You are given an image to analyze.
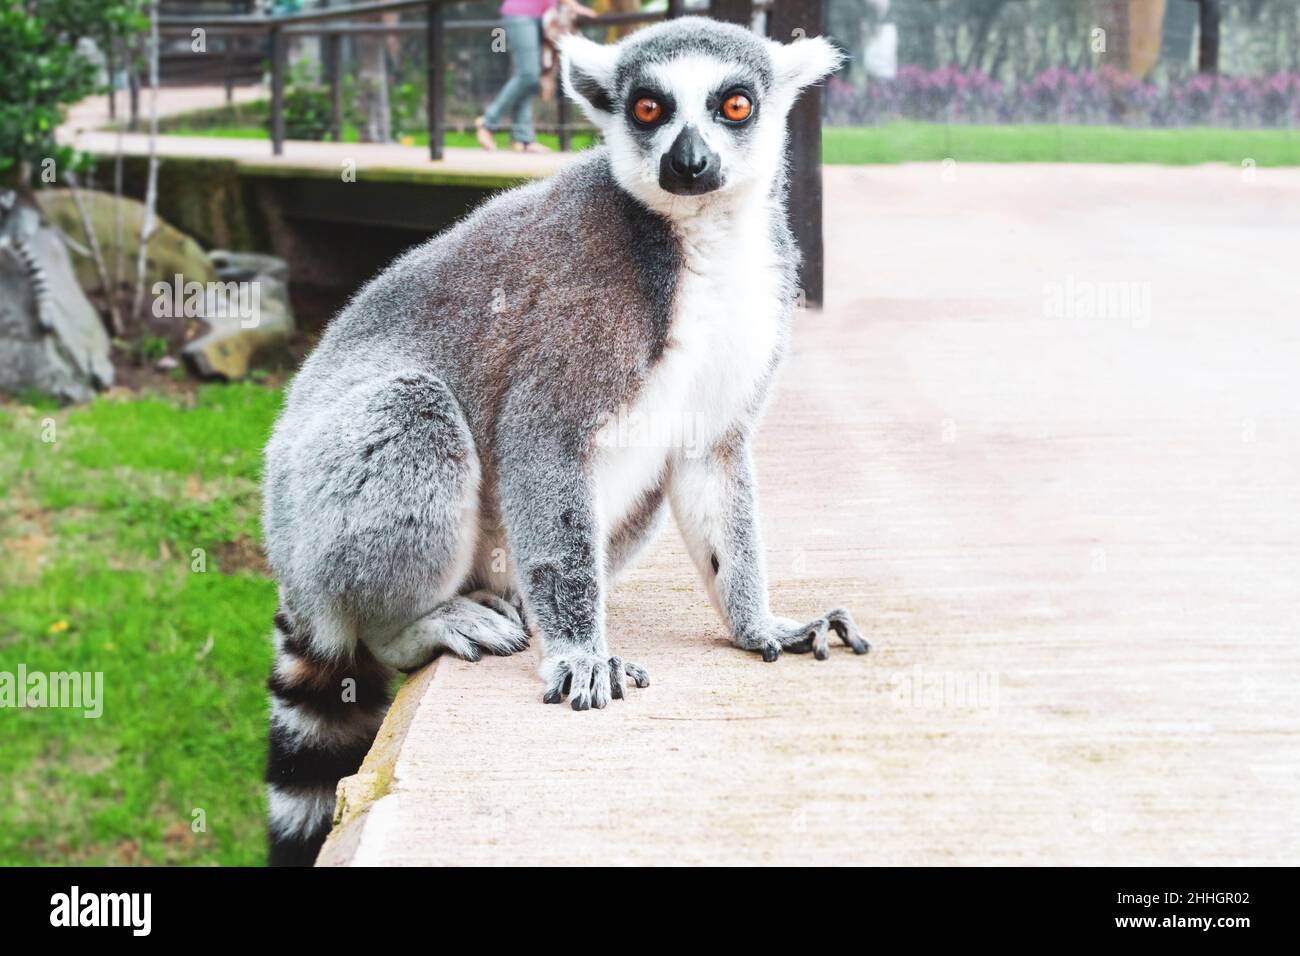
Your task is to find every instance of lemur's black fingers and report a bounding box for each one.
[545,655,645,706]
[589,659,613,710]
[569,657,596,711]
[624,660,650,688]
[780,618,832,659]
[827,608,870,655]
[542,661,572,704]
[608,657,625,700]
[760,641,781,662]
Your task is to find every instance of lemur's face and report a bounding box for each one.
[562,18,842,217]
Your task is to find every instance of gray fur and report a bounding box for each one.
[264,154,681,662]
[262,20,858,860]
[611,18,776,96]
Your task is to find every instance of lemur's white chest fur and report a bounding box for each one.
[592,195,784,535]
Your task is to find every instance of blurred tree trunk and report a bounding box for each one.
[1097,0,1131,71]
[963,0,1008,72]
[1129,0,1166,76]
[132,0,160,322]
[1197,0,1221,74]
[358,30,391,143]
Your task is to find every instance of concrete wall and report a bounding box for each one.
[105,154,524,325]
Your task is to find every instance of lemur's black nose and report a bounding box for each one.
[668,128,711,178]
[660,125,721,195]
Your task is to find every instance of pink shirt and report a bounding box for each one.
[499,0,556,17]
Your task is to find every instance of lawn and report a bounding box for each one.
[182,126,600,153]
[0,384,283,866]
[823,121,1300,166]
[153,101,1300,166]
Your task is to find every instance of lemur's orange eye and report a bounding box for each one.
[721,93,752,122]
[633,97,663,124]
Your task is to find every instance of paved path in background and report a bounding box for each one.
[63,84,266,130]
[319,162,1300,865]
[60,86,570,182]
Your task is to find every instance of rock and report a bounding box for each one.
[34,189,217,299]
[182,252,296,381]
[209,250,289,285]
[155,355,179,372]
[0,194,114,404]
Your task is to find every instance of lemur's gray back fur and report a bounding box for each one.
[270,152,682,480]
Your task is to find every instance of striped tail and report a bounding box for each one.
[266,608,390,866]
[14,235,53,333]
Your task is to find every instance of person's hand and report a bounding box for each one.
[564,0,599,17]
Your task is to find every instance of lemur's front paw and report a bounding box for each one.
[738,608,870,662]
[540,652,650,711]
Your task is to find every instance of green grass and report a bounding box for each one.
[163,120,597,153]
[822,121,1300,166]
[158,104,1300,166]
[0,384,284,865]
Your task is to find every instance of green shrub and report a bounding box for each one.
[0,1,146,185]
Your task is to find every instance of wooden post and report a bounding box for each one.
[329,33,344,141]
[768,0,827,307]
[271,25,286,156]
[427,2,445,160]
[708,0,752,27]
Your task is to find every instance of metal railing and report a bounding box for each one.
[157,0,688,158]
[152,0,826,306]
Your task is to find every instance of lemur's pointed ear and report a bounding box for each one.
[560,34,620,129]
[769,35,844,92]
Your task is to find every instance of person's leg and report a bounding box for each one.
[482,17,541,139]
[508,19,543,145]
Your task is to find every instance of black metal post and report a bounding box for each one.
[427,2,444,159]
[271,25,286,155]
[1198,0,1221,75]
[768,0,827,307]
[709,0,752,27]
[666,0,685,18]
[329,34,344,141]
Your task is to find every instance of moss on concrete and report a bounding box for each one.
[239,161,535,191]
[104,155,266,253]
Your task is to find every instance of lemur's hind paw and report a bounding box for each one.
[739,608,870,662]
[540,653,649,710]
[465,589,524,630]
[375,596,529,672]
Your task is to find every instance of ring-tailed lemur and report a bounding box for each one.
[0,190,55,333]
[261,16,867,866]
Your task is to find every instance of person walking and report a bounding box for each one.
[476,0,596,153]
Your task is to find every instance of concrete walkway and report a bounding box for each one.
[318,162,1300,866]
[62,84,266,132]
[59,88,571,184]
